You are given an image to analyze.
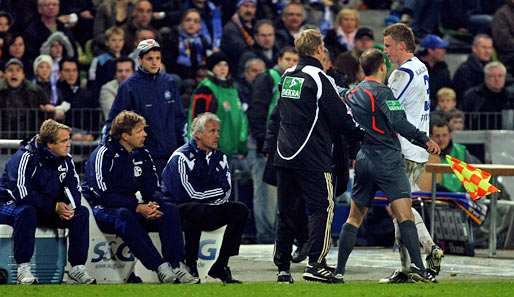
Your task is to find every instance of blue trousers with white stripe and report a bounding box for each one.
[0,201,90,266]
[91,202,185,271]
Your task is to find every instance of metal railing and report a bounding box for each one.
[0,108,105,178]
[463,111,513,130]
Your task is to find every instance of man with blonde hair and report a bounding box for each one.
[381,22,443,283]
[273,28,364,284]
[0,119,95,284]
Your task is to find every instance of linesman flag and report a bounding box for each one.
[445,155,500,200]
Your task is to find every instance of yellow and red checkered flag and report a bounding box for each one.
[445,155,500,200]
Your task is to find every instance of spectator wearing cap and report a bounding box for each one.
[416,34,452,110]
[0,58,51,139]
[32,54,68,120]
[189,51,248,158]
[106,38,187,176]
[220,0,257,72]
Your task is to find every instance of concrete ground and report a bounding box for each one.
[224,245,514,283]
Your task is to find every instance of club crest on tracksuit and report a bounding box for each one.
[164,90,172,100]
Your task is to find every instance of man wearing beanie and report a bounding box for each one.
[189,51,248,158]
[221,0,257,74]
[105,39,187,177]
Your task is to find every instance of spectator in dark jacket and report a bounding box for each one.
[248,47,299,244]
[453,34,493,106]
[275,3,304,49]
[237,19,280,77]
[57,58,98,141]
[220,0,257,71]
[24,0,76,60]
[323,8,359,62]
[417,35,452,110]
[462,61,514,129]
[491,0,514,73]
[0,58,50,139]
[122,0,155,53]
[236,57,265,111]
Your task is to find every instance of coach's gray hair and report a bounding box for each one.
[38,0,59,5]
[244,58,265,70]
[191,112,220,140]
[472,33,492,47]
[484,61,506,76]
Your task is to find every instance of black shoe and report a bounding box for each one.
[292,243,309,263]
[408,265,431,283]
[187,264,199,278]
[303,263,344,284]
[277,271,294,284]
[208,266,242,284]
[426,268,438,283]
[378,269,409,284]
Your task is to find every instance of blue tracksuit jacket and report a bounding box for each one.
[105,68,187,159]
[161,139,231,205]
[0,136,81,211]
[82,136,163,211]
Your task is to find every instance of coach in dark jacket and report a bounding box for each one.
[273,29,364,284]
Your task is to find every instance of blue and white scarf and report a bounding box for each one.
[177,28,205,67]
[186,0,222,49]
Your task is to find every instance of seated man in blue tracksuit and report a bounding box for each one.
[162,112,249,284]
[0,120,95,285]
[82,111,198,284]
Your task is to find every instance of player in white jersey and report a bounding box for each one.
[380,23,443,283]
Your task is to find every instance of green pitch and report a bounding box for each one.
[1,281,513,297]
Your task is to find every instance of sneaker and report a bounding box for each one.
[334,273,345,283]
[157,262,176,284]
[173,263,200,284]
[277,271,294,284]
[17,263,38,285]
[68,265,96,284]
[426,268,438,283]
[292,242,309,263]
[378,269,409,284]
[208,266,242,284]
[303,263,344,284]
[426,245,444,274]
[408,265,431,283]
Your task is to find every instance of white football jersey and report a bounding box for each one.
[388,57,430,163]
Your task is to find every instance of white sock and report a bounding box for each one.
[394,219,411,273]
[412,208,435,254]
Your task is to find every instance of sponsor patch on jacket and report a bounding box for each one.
[281,77,304,99]
[386,100,404,111]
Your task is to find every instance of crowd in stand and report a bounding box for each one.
[0,0,514,244]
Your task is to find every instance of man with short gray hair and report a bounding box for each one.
[162,112,249,284]
[462,61,514,129]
